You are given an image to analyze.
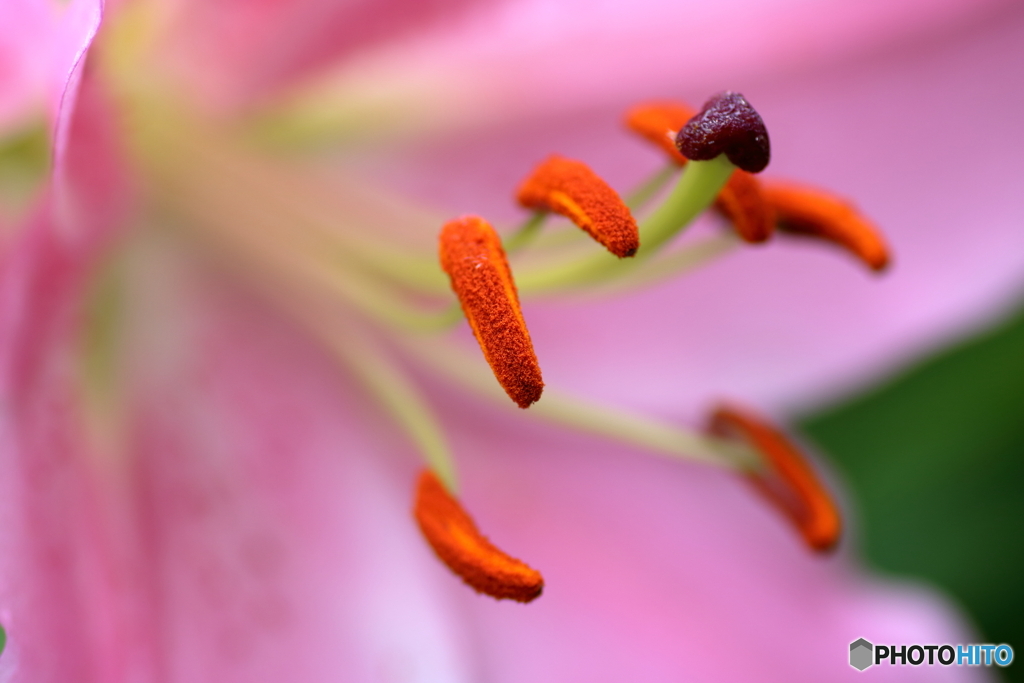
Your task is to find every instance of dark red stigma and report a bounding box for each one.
[676,91,771,173]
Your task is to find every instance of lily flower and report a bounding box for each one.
[1,0,1019,680]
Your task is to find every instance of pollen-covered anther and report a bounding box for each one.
[439,216,543,408]
[709,404,841,553]
[676,91,771,173]
[624,102,697,165]
[762,181,890,272]
[715,170,776,243]
[516,155,640,258]
[414,470,544,603]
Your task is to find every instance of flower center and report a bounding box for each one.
[88,45,887,601]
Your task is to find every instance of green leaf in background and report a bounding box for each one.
[799,302,1024,682]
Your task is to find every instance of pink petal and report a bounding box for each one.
[0,237,985,680]
[156,0,498,110]
[1,56,466,677]
[1,1,1011,680]
[49,0,104,178]
[0,72,133,682]
[0,242,478,681]
[319,0,1014,133]
[0,0,103,153]
[0,0,57,133]
[440,404,990,681]
[115,264,477,682]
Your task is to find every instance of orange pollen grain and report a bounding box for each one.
[413,470,544,603]
[439,216,543,409]
[516,155,640,258]
[709,404,841,553]
[761,182,890,272]
[623,102,697,165]
[714,170,776,243]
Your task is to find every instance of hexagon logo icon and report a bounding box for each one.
[850,638,874,671]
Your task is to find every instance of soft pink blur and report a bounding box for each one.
[0,0,56,133]
[1,0,1021,681]
[154,0,495,110]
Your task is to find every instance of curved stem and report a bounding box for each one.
[639,156,735,251]
[580,233,740,298]
[402,337,759,471]
[295,307,462,491]
[626,162,678,210]
[502,212,547,252]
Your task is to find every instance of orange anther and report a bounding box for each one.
[709,404,841,553]
[762,182,890,272]
[414,470,544,602]
[516,155,640,258]
[624,102,697,165]
[714,171,775,243]
[439,216,543,408]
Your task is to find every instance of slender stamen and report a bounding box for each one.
[414,470,544,602]
[308,320,460,491]
[212,255,464,491]
[439,216,544,408]
[515,155,735,293]
[515,162,680,253]
[708,404,841,552]
[400,336,759,470]
[502,211,548,253]
[762,182,890,272]
[582,233,740,297]
[517,155,640,258]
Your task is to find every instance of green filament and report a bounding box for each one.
[514,157,736,293]
[312,321,460,491]
[403,338,760,471]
